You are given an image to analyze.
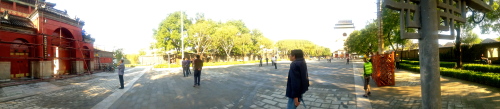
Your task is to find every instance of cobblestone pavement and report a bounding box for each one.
[2,59,498,109]
[367,69,500,109]
[108,59,359,109]
[0,67,149,109]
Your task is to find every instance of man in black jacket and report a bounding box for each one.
[193,55,203,87]
[286,49,309,109]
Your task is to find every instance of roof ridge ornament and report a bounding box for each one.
[3,11,9,20]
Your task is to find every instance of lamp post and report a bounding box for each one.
[180,11,185,59]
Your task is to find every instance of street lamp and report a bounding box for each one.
[180,11,186,59]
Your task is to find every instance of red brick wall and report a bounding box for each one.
[39,17,93,61]
[0,31,37,58]
[100,57,113,63]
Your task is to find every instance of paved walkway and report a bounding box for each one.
[363,66,500,109]
[105,60,359,109]
[0,67,150,108]
[0,59,499,109]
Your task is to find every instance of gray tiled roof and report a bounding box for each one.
[42,7,72,19]
[1,12,35,28]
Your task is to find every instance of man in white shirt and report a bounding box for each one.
[272,56,277,69]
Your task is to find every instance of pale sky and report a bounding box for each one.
[46,0,498,54]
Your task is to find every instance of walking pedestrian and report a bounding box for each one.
[395,56,401,69]
[259,56,263,67]
[271,57,275,66]
[266,57,269,65]
[273,56,278,69]
[182,58,190,77]
[363,59,373,97]
[286,49,309,109]
[188,58,192,75]
[117,59,125,89]
[193,55,203,87]
[346,57,350,65]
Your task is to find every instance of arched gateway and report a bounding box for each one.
[51,28,76,75]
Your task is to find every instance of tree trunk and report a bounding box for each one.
[455,28,462,68]
[386,29,395,50]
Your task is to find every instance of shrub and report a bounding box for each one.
[463,64,500,73]
[400,60,456,68]
[440,67,500,87]
[154,64,182,68]
[401,60,420,65]
[440,62,457,68]
[400,63,420,72]
[400,63,500,87]
[125,64,150,67]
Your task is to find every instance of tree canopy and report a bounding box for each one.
[152,11,192,53]
[468,0,500,34]
[113,48,124,62]
[461,31,482,45]
[151,12,276,61]
[275,39,331,57]
[344,22,379,56]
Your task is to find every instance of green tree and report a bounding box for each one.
[321,47,332,56]
[213,24,239,61]
[226,20,250,34]
[344,22,378,56]
[248,29,273,57]
[187,17,218,58]
[404,42,419,50]
[138,49,146,56]
[152,11,192,54]
[468,0,500,34]
[234,33,252,61]
[382,8,409,51]
[461,31,482,46]
[113,48,124,62]
[275,39,327,57]
[125,54,140,64]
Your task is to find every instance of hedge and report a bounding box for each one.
[154,64,183,68]
[400,63,500,87]
[400,60,456,68]
[440,68,500,87]
[463,64,500,73]
[400,63,420,72]
[125,64,151,67]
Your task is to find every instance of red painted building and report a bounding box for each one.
[0,0,94,79]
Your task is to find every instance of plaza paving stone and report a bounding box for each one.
[108,60,357,109]
[0,59,499,109]
[367,67,500,109]
[0,67,146,109]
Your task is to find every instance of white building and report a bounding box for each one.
[332,20,355,57]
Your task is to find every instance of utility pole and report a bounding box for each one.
[419,0,441,108]
[181,11,184,59]
[377,0,384,54]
